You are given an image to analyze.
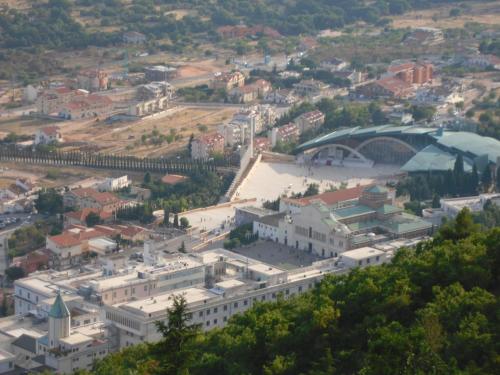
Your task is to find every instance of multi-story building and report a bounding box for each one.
[98,176,131,192]
[320,57,348,72]
[386,62,434,85]
[59,94,113,120]
[144,66,177,82]
[357,77,414,99]
[63,188,124,212]
[264,89,297,105]
[36,87,85,115]
[254,185,432,257]
[269,123,299,147]
[77,69,109,92]
[191,133,225,159]
[294,110,325,133]
[211,71,245,91]
[293,79,329,98]
[34,126,63,145]
[137,82,175,101]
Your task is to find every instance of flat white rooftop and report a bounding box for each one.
[341,247,384,260]
[60,332,92,346]
[118,287,220,316]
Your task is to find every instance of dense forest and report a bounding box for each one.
[78,208,499,375]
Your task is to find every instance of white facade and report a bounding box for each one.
[338,247,388,268]
[0,350,15,374]
[98,176,131,192]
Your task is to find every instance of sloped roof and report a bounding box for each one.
[12,334,37,353]
[365,185,388,194]
[49,292,70,319]
[401,144,473,172]
[434,131,500,165]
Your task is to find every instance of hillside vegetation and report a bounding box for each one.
[80,208,500,375]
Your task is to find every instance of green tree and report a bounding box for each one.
[180,217,190,229]
[173,214,179,228]
[35,189,63,215]
[85,212,101,227]
[153,295,201,375]
[178,241,186,253]
[144,172,152,185]
[5,266,25,282]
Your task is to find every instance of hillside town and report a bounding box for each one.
[0,0,499,374]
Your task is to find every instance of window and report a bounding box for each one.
[376,256,380,261]
[298,286,303,292]
[223,316,227,322]
[358,260,362,266]
[213,319,217,324]
[132,288,135,294]
[272,293,276,299]
[214,307,218,313]
[206,321,210,327]
[244,299,248,306]
[223,304,227,311]
[367,258,371,264]
[234,302,238,308]
[285,289,289,295]
[199,311,203,317]
[261,295,265,301]
[125,290,128,296]
[206,309,210,315]
[144,285,147,292]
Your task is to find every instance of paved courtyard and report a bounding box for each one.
[180,202,251,233]
[235,161,401,203]
[231,240,321,270]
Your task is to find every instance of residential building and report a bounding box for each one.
[137,82,175,101]
[36,87,85,115]
[123,31,146,44]
[333,70,367,85]
[211,71,245,91]
[64,208,113,227]
[144,66,177,82]
[35,126,63,145]
[46,227,113,269]
[320,57,348,72]
[294,110,325,133]
[465,54,500,70]
[293,79,329,97]
[269,123,299,147]
[253,136,271,153]
[191,133,225,159]
[385,62,434,85]
[77,69,109,92]
[98,176,131,192]
[357,77,414,99]
[264,89,297,104]
[59,94,114,120]
[218,122,248,147]
[63,188,123,212]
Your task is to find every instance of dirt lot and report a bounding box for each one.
[0,161,154,188]
[390,2,500,29]
[60,105,237,157]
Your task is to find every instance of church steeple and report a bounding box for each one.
[48,291,70,348]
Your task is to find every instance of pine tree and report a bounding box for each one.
[496,166,500,192]
[481,165,492,192]
[163,208,170,227]
[173,214,179,228]
[432,194,440,208]
[144,172,151,184]
[187,134,194,158]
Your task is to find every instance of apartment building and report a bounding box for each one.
[191,133,225,159]
[294,110,325,133]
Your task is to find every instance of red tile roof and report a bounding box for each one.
[161,174,188,185]
[70,188,121,205]
[65,208,113,223]
[40,126,60,136]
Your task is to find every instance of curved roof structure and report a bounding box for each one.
[296,125,500,172]
[295,125,436,153]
